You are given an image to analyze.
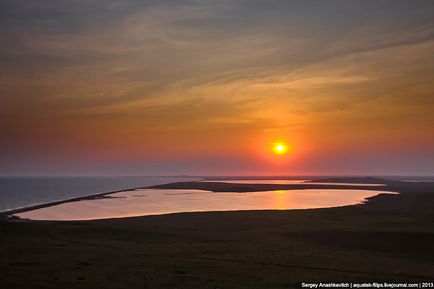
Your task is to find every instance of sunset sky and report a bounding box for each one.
[1,0,434,176]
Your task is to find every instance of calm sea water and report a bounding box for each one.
[0,176,194,212]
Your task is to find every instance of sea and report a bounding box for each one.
[0,176,194,213]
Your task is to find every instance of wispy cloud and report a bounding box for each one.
[1,0,434,174]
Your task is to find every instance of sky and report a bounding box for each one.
[1,0,434,176]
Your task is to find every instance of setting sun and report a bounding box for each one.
[272,142,289,155]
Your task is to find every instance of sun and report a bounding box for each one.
[272,142,289,155]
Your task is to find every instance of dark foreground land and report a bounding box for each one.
[1,178,434,288]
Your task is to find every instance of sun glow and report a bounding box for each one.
[272,142,289,155]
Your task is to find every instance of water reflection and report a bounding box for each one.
[16,188,397,221]
[273,190,290,210]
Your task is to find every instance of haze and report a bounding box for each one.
[1,0,434,176]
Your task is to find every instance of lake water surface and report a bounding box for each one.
[16,187,397,221]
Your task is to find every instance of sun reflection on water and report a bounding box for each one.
[273,190,290,210]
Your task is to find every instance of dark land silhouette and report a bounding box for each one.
[1,177,433,288]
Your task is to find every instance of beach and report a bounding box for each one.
[1,178,434,288]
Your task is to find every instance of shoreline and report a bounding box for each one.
[0,187,144,220]
[0,176,201,220]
